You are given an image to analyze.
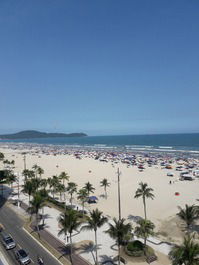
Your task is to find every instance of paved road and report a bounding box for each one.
[0,198,62,265]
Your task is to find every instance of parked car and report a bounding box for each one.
[15,249,31,264]
[167,172,174,177]
[1,232,16,250]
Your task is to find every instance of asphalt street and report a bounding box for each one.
[0,198,62,265]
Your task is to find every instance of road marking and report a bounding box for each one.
[17,243,22,250]
[22,227,63,265]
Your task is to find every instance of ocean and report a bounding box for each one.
[0,133,199,153]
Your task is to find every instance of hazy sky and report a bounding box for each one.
[0,0,199,136]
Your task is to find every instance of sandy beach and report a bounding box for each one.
[1,143,199,264]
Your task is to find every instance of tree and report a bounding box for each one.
[32,164,39,176]
[134,182,154,220]
[82,209,107,264]
[58,211,69,245]
[56,183,65,201]
[22,169,35,180]
[134,219,155,252]
[6,173,16,189]
[0,152,4,162]
[48,176,60,199]
[177,204,199,231]
[169,235,199,265]
[100,178,110,198]
[66,182,77,206]
[59,209,81,264]
[105,218,132,265]
[0,170,11,196]
[28,192,45,232]
[59,171,70,186]
[77,188,88,214]
[84,182,95,197]
[40,179,48,191]
[37,167,44,179]
[59,171,70,200]
[37,189,48,225]
[22,180,36,205]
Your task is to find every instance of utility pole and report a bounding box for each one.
[23,153,26,171]
[117,168,121,221]
[17,173,20,208]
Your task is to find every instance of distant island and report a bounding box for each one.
[0,130,87,139]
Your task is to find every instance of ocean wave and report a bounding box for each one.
[158,146,173,149]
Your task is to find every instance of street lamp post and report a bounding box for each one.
[17,173,20,208]
[117,168,122,221]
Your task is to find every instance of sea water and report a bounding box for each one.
[0,133,199,153]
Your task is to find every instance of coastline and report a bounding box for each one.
[1,142,199,264]
[1,142,199,230]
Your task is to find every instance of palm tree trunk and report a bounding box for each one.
[42,207,45,226]
[94,230,98,265]
[83,202,85,217]
[70,233,73,265]
[143,197,147,220]
[36,213,40,233]
[71,194,73,207]
[118,243,120,265]
[144,235,147,255]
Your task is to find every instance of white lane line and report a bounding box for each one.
[17,244,22,249]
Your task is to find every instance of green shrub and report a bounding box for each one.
[125,240,144,257]
[125,241,155,258]
[127,240,144,251]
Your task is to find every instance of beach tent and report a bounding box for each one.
[88,196,98,203]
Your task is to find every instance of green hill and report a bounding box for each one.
[0,130,87,139]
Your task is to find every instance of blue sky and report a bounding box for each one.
[0,0,199,136]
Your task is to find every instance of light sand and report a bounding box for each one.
[1,145,199,264]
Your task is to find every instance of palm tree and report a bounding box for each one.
[31,178,41,192]
[22,169,35,180]
[59,171,70,200]
[134,182,154,220]
[84,182,95,197]
[66,182,77,206]
[177,204,199,231]
[0,152,4,162]
[22,180,36,205]
[37,166,44,179]
[100,178,110,198]
[77,188,88,214]
[56,183,65,201]
[105,218,132,265]
[134,219,155,252]
[28,192,45,232]
[169,235,199,265]
[59,171,70,186]
[40,179,48,191]
[32,164,39,178]
[48,175,60,199]
[37,189,48,226]
[7,174,16,189]
[58,211,69,245]
[60,209,82,264]
[82,209,107,264]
